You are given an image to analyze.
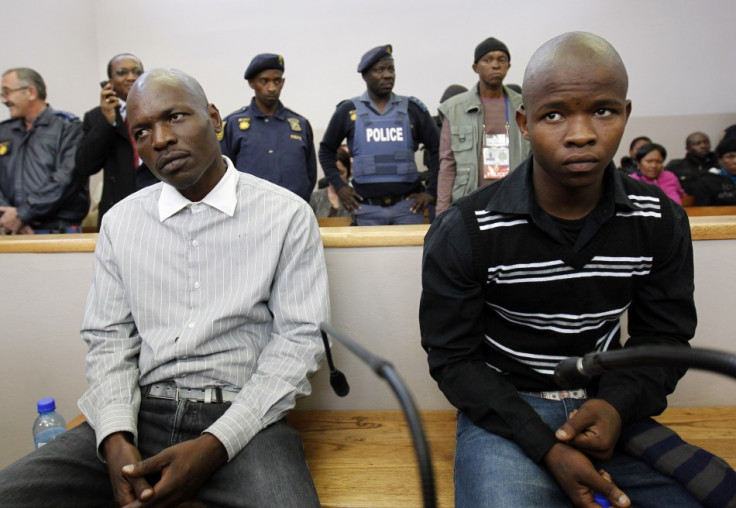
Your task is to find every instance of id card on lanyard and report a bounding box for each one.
[482,95,510,180]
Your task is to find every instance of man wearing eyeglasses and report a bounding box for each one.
[0,67,88,234]
[76,54,157,228]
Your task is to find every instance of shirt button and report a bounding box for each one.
[268,150,273,154]
[188,322,195,328]
[265,118,269,123]
[194,282,200,289]
[192,240,199,246]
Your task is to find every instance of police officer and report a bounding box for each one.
[0,67,88,234]
[220,53,316,202]
[319,44,440,226]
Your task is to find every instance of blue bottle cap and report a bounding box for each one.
[37,397,56,413]
[594,493,611,507]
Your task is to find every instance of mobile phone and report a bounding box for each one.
[100,80,109,88]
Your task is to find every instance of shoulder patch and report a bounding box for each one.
[54,110,79,122]
[0,141,9,156]
[408,96,429,113]
[238,117,251,131]
[287,117,302,132]
[350,110,356,122]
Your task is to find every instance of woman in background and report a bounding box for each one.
[310,145,351,218]
[631,143,687,205]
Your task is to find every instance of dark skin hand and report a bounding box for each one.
[102,432,152,507]
[337,185,363,212]
[407,191,435,213]
[119,433,227,507]
[555,399,622,460]
[544,443,630,507]
[546,399,629,507]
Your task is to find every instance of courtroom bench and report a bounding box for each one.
[67,407,736,508]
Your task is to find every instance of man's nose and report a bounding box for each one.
[565,116,596,146]
[152,123,175,150]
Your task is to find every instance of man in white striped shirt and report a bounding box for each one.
[0,68,328,507]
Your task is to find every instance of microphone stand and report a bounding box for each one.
[555,345,736,389]
[320,322,437,508]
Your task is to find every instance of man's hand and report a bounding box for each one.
[337,185,363,213]
[119,433,228,507]
[555,399,622,460]
[0,206,26,234]
[544,442,630,507]
[407,192,435,213]
[102,432,151,507]
[100,82,121,125]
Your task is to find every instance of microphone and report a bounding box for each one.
[320,322,437,508]
[555,346,736,389]
[320,330,350,396]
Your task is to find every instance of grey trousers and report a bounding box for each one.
[0,396,320,507]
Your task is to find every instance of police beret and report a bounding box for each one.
[474,37,510,64]
[244,53,284,80]
[357,44,393,73]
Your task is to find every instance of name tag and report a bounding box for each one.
[483,133,510,179]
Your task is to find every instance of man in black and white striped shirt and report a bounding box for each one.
[0,69,328,507]
[421,32,702,508]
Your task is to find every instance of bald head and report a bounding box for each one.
[128,68,209,111]
[522,32,628,111]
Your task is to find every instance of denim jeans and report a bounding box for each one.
[0,396,319,507]
[353,199,425,225]
[454,394,701,507]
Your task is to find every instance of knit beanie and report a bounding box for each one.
[474,37,510,64]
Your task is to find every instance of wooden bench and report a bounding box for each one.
[69,407,736,507]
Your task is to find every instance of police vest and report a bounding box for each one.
[351,96,418,184]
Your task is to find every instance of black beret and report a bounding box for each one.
[244,53,284,80]
[474,37,510,64]
[716,137,736,158]
[357,44,393,73]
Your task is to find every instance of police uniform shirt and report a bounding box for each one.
[220,98,317,202]
[318,91,440,199]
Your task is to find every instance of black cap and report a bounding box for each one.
[474,37,510,64]
[716,137,736,158]
[244,53,284,80]
[357,44,393,73]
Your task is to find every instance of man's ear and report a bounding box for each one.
[516,105,530,141]
[208,104,223,133]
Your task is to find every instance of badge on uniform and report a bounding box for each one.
[483,133,510,180]
[287,118,302,132]
[238,118,251,131]
[350,110,357,122]
[217,121,226,141]
[0,141,9,156]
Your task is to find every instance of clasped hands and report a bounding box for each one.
[544,399,631,508]
[103,432,227,507]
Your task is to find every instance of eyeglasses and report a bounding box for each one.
[1,86,29,98]
[114,68,144,77]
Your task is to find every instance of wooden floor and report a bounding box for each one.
[288,407,736,508]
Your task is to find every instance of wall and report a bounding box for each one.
[1,0,735,170]
[1,230,736,468]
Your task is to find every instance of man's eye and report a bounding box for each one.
[171,113,184,121]
[545,112,562,121]
[595,108,613,117]
[134,129,150,141]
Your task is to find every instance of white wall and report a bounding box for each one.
[2,0,735,164]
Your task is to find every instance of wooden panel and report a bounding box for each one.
[686,206,736,217]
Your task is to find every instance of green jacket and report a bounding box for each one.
[438,85,528,202]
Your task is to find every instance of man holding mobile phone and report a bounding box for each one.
[76,53,157,228]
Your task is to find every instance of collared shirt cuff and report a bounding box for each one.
[90,404,138,462]
[205,403,263,461]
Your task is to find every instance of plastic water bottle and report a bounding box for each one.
[33,397,66,448]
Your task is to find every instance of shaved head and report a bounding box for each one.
[128,68,209,111]
[522,32,628,112]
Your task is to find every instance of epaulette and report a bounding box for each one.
[336,99,352,109]
[408,96,429,113]
[54,110,79,122]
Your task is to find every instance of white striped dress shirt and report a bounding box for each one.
[78,158,329,460]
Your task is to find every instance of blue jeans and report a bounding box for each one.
[0,396,319,507]
[454,395,701,507]
[353,199,425,225]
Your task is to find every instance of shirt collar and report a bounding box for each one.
[485,157,637,219]
[158,156,239,222]
[358,91,399,111]
[249,97,285,119]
